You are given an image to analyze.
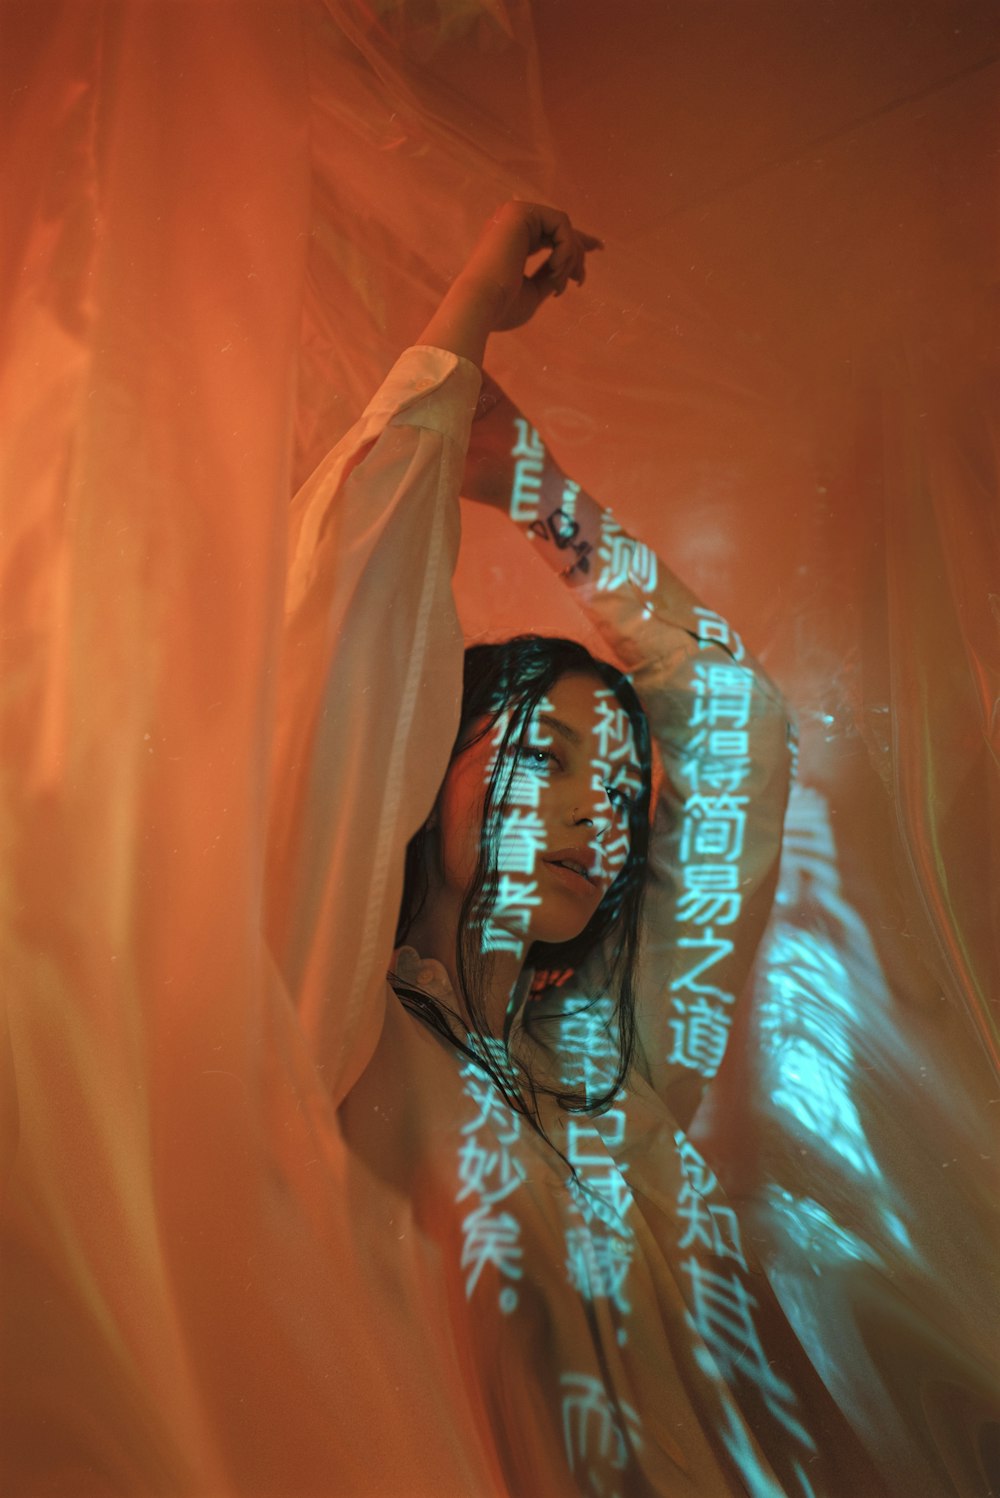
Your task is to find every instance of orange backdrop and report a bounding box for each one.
[2,2,997,1493]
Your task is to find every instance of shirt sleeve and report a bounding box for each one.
[265,345,482,1107]
[563,533,795,1129]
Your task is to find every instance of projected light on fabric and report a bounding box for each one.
[6,9,994,1494]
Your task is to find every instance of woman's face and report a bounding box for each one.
[433,672,644,953]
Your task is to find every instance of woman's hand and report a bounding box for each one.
[460,200,604,332]
[417,201,602,366]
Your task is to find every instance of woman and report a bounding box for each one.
[264,200,885,1497]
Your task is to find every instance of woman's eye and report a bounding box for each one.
[605,784,631,811]
[516,746,558,771]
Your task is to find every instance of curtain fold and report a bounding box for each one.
[2,1,996,1493]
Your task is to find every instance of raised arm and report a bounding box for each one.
[463,379,795,1128]
[266,205,603,1107]
[417,199,602,366]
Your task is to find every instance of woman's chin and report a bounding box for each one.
[529,915,593,948]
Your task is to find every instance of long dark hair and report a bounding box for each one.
[391,634,653,1132]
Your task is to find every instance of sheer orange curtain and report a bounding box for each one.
[2,1,997,1493]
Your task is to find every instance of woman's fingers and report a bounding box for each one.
[503,200,604,280]
[561,228,602,288]
[579,232,603,287]
[527,258,561,301]
[475,201,604,327]
[558,235,597,293]
[534,205,576,275]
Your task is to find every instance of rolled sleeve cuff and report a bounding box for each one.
[359,345,483,446]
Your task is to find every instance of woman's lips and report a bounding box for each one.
[543,845,597,877]
[542,857,598,894]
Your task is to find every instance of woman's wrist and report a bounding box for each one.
[416,274,506,368]
[462,391,614,587]
[415,201,601,363]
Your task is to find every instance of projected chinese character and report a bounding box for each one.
[595,513,658,594]
[668,996,732,1077]
[593,692,635,762]
[676,864,742,926]
[565,1228,633,1314]
[689,662,753,730]
[693,606,746,662]
[682,1258,811,1444]
[561,1372,641,1475]
[480,874,540,955]
[496,808,547,875]
[670,927,736,1004]
[457,1136,528,1207]
[509,417,544,523]
[679,792,748,864]
[461,1205,523,1296]
[460,1070,520,1143]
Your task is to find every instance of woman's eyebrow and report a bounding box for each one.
[538,713,582,747]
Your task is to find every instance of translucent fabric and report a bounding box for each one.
[2,2,997,1495]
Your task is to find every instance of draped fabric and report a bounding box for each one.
[2,3,998,1495]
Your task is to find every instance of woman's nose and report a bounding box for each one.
[567,781,612,835]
